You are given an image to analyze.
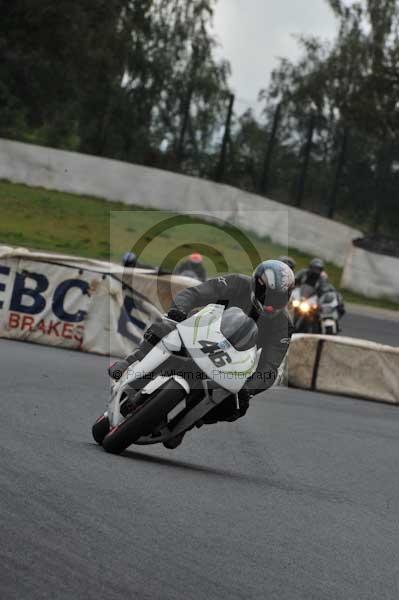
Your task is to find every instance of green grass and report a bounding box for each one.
[0,179,397,311]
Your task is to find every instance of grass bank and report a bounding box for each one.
[0,180,397,311]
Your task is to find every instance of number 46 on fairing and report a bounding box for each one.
[198,340,232,367]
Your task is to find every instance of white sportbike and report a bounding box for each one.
[92,304,260,454]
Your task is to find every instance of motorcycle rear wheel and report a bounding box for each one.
[102,380,187,455]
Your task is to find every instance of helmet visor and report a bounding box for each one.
[252,289,289,317]
[255,282,290,309]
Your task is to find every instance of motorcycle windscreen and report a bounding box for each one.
[300,284,317,299]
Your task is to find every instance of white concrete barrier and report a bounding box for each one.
[288,334,399,404]
[0,138,361,266]
[341,243,399,303]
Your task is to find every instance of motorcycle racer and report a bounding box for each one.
[295,258,345,317]
[109,260,295,447]
[174,252,207,282]
[278,255,296,271]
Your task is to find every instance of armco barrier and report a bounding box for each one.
[0,245,197,357]
[287,334,399,404]
[0,138,361,266]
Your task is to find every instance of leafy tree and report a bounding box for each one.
[0,0,230,167]
[2,0,398,236]
[256,0,399,234]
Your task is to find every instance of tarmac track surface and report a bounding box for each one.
[1,327,399,600]
[342,310,399,346]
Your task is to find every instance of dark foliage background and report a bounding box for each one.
[1,0,398,236]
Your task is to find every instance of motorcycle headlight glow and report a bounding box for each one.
[292,299,300,308]
[299,302,310,313]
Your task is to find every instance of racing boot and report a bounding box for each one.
[108,358,130,380]
[163,432,185,449]
[108,348,146,380]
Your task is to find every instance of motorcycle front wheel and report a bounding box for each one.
[92,414,110,445]
[102,379,187,455]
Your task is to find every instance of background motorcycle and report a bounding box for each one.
[289,284,339,335]
[92,304,259,454]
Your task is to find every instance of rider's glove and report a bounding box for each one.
[167,308,187,323]
[143,317,180,346]
[108,359,129,380]
[143,327,160,346]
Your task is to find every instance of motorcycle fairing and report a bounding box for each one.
[177,304,260,393]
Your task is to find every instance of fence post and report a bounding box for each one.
[259,102,281,195]
[177,48,200,164]
[372,142,393,234]
[328,127,349,219]
[176,86,194,164]
[215,93,235,182]
[295,112,315,208]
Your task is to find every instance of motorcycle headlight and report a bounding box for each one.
[292,299,300,308]
[299,302,310,313]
